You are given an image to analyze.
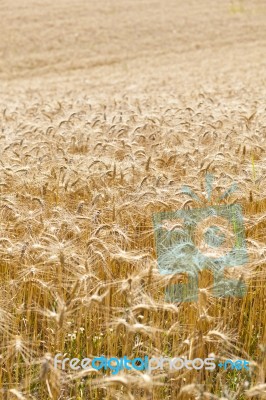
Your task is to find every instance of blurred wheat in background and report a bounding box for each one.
[0,0,265,399]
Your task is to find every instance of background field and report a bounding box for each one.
[0,0,266,399]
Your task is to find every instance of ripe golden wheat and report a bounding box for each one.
[0,92,265,399]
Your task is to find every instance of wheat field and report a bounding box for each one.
[0,0,266,399]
